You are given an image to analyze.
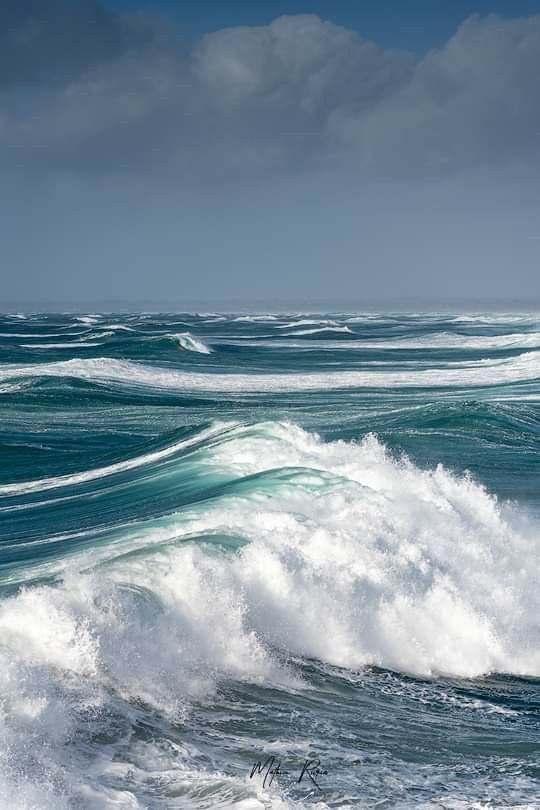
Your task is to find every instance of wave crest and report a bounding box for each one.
[169,333,212,354]
[1,352,539,391]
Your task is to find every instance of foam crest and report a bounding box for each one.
[283,326,353,336]
[233,315,279,322]
[276,319,340,329]
[19,341,103,349]
[1,352,539,391]
[170,332,212,354]
[309,331,540,350]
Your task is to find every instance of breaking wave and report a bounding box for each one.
[0,421,538,804]
[167,333,212,354]
[1,351,539,392]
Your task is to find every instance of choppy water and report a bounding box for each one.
[0,311,539,809]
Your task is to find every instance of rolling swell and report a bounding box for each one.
[1,350,540,392]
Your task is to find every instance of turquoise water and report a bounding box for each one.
[0,312,538,809]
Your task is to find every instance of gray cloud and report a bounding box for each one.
[0,0,153,89]
[2,4,538,178]
[333,13,540,173]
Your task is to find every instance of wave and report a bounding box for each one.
[1,352,539,392]
[232,315,279,322]
[379,331,540,349]
[18,342,103,349]
[167,333,212,354]
[2,420,539,680]
[264,331,540,350]
[283,326,353,336]
[449,313,540,325]
[0,332,89,339]
[0,423,227,497]
[276,319,339,329]
[0,420,538,804]
[98,324,136,332]
[75,316,101,325]
[80,330,115,341]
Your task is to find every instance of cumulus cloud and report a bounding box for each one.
[333,13,540,173]
[1,2,539,177]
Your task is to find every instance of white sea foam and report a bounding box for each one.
[1,352,539,392]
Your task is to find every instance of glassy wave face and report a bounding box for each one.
[0,311,539,809]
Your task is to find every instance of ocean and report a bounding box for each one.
[0,311,538,809]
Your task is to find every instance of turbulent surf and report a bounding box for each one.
[0,311,539,809]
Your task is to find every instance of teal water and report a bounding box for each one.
[0,312,538,808]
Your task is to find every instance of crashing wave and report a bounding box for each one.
[1,420,538,681]
[0,421,538,804]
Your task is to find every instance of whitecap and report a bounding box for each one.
[1,352,537,392]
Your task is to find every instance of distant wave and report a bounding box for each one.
[18,342,103,349]
[167,333,212,354]
[98,324,136,332]
[449,313,540,325]
[80,331,115,341]
[283,326,353,336]
[0,331,88,339]
[241,331,540,352]
[272,331,540,350]
[1,352,539,392]
[233,315,279,322]
[367,331,540,349]
[276,318,339,329]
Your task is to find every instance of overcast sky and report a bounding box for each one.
[2,0,540,308]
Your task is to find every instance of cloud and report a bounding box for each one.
[0,0,152,88]
[1,3,539,178]
[333,13,540,173]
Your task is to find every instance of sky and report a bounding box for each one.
[1,0,540,309]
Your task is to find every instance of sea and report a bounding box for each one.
[0,311,538,809]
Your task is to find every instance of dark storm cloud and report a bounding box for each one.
[1,3,539,177]
[0,0,153,88]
